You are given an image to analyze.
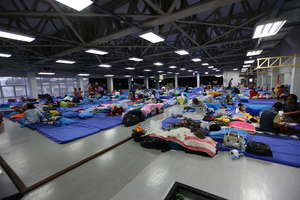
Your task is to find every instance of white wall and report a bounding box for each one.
[223,71,240,87]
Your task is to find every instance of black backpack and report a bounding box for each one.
[123,109,145,127]
[246,141,273,157]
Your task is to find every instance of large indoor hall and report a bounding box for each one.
[0,0,300,200]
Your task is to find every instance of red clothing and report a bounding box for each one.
[250,90,258,98]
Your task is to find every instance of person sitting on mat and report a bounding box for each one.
[259,102,283,132]
[224,95,233,105]
[249,88,258,99]
[24,103,43,125]
[282,94,300,123]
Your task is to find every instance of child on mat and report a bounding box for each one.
[24,103,43,125]
[236,103,254,120]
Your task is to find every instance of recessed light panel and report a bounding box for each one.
[247,50,263,56]
[56,59,76,64]
[54,0,93,11]
[0,30,35,42]
[128,57,143,62]
[139,32,165,43]
[174,50,189,55]
[253,20,286,39]
[85,49,108,55]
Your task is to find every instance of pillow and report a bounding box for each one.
[78,111,94,119]
[62,112,78,118]
[57,117,76,125]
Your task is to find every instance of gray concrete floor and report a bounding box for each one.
[0,165,19,199]
[0,106,181,186]
[1,105,300,200]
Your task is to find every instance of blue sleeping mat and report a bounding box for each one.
[245,103,272,116]
[248,99,277,104]
[35,113,122,143]
[245,134,300,168]
[206,102,222,110]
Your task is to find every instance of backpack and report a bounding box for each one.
[246,141,273,157]
[123,110,145,127]
[223,132,245,149]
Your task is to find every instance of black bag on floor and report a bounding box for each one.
[140,136,170,152]
[246,141,273,157]
[123,109,145,127]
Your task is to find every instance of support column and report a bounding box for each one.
[144,77,149,89]
[27,72,38,98]
[107,77,114,92]
[291,56,300,97]
[196,73,200,88]
[78,77,85,95]
[174,74,178,88]
[155,75,160,89]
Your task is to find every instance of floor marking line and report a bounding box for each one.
[25,136,133,193]
[0,155,27,193]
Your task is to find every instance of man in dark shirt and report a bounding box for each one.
[259,102,283,132]
[283,94,300,123]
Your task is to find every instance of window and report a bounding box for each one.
[0,77,28,102]
[15,86,27,96]
[2,86,14,97]
[37,77,79,96]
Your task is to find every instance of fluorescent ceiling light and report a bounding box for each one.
[99,64,111,68]
[208,66,214,69]
[174,50,189,55]
[180,68,186,71]
[233,68,238,71]
[192,58,201,62]
[138,76,144,78]
[153,62,163,66]
[38,72,55,75]
[125,67,135,70]
[247,50,263,56]
[0,30,35,42]
[158,71,164,73]
[167,72,173,74]
[169,66,177,69]
[175,72,180,75]
[128,57,143,62]
[205,72,208,75]
[202,63,209,66]
[0,53,12,57]
[188,70,193,72]
[104,74,114,77]
[56,59,75,64]
[85,49,108,55]
[144,69,151,72]
[78,73,90,77]
[216,69,220,72]
[244,60,255,64]
[243,65,251,68]
[139,32,165,43]
[124,75,132,78]
[54,0,93,11]
[252,20,286,39]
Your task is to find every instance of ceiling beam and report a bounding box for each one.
[37,0,242,63]
[176,20,253,30]
[0,11,160,18]
[46,0,85,43]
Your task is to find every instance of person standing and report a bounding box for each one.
[129,81,136,100]
[228,78,233,89]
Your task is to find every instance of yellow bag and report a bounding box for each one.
[49,110,60,116]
